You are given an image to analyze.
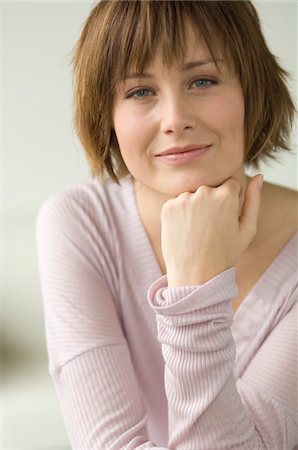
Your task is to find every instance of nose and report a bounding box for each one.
[160,94,196,135]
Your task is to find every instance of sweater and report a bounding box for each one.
[36,175,298,450]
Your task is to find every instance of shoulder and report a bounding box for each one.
[35,177,134,284]
[261,181,297,237]
[263,181,297,202]
[264,181,297,206]
[36,176,133,236]
[250,181,297,276]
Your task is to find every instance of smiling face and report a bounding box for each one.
[112,26,245,198]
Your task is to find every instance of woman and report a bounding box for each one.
[36,1,297,449]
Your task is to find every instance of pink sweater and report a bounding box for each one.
[36,176,298,450]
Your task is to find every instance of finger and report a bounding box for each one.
[239,174,263,236]
[220,176,242,198]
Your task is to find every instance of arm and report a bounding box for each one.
[36,189,168,450]
[146,174,297,449]
[147,271,297,449]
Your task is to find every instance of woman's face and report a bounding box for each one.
[112,27,245,198]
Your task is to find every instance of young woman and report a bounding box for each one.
[36,1,297,449]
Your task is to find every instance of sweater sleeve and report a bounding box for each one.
[36,190,168,450]
[147,272,298,449]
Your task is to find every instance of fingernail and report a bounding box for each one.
[258,174,264,190]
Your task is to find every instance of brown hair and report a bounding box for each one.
[72,0,295,183]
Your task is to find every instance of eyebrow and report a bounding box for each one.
[125,59,220,80]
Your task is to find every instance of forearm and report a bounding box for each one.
[148,269,264,449]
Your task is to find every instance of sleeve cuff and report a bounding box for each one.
[147,268,238,315]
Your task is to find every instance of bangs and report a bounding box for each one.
[104,1,228,85]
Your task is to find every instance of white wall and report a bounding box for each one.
[3,2,92,216]
[1,2,297,450]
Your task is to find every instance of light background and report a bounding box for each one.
[1,2,297,449]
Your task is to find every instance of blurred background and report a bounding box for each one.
[1,1,297,449]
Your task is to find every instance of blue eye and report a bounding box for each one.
[128,89,153,99]
[192,79,216,89]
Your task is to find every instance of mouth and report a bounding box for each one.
[154,144,212,164]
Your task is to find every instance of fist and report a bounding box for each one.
[160,175,263,287]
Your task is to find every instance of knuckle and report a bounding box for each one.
[218,184,240,205]
[195,185,210,198]
[222,179,241,196]
[177,191,191,202]
[216,188,232,204]
[197,185,209,194]
[161,200,173,217]
[221,184,234,196]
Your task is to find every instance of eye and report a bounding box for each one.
[127,88,154,99]
[192,78,217,89]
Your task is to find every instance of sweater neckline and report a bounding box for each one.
[232,230,297,377]
[233,230,297,317]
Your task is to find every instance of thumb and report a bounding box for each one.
[239,174,263,238]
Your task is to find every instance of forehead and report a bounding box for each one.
[124,24,222,78]
[125,27,225,81]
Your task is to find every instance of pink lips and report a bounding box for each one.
[155,144,211,163]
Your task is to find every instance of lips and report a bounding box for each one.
[154,144,211,164]
[155,144,211,156]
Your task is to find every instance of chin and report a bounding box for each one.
[161,175,224,196]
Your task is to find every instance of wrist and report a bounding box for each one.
[167,271,219,287]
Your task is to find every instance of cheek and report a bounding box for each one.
[113,108,148,151]
[208,92,245,149]
[113,107,154,177]
[223,92,245,137]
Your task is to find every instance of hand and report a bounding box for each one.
[160,175,263,287]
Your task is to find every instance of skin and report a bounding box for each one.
[113,31,246,198]
[112,26,297,299]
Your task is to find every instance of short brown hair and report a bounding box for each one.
[72,0,295,184]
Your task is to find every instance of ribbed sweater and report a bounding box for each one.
[36,175,298,450]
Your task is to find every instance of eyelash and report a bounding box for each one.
[192,78,217,89]
[126,78,218,99]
